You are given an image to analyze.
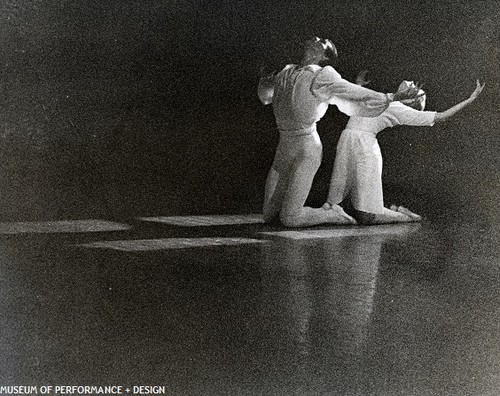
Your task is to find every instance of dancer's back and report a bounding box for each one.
[272,64,328,133]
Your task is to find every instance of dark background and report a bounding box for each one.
[1,0,499,223]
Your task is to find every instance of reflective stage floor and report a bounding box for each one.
[1,215,499,395]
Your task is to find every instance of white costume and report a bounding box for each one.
[261,64,394,227]
[272,64,391,133]
[327,102,437,214]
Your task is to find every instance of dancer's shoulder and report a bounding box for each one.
[315,65,342,80]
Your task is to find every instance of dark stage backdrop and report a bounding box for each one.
[1,0,499,223]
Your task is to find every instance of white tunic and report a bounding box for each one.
[328,102,437,214]
[271,64,392,135]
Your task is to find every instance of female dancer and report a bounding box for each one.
[324,76,485,225]
[257,37,422,228]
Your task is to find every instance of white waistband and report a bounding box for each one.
[278,125,316,136]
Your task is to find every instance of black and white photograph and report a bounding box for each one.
[0,0,499,394]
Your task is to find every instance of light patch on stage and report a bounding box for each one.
[0,220,132,235]
[260,224,420,240]
[138,214,264,227]
[79,237,266,251]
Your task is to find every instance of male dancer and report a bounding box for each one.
[258,37,421,227]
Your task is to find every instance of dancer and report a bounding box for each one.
[324,75,485,225]
[258,37,422,228]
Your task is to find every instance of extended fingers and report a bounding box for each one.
[357,69,369,78]
[473,80,485,97]
[355,70,371,86]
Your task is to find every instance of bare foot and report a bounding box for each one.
[324,203,357,224]
[390,205,422,222]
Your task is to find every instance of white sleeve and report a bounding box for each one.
[387,102,437,127]
[311,66,390,117]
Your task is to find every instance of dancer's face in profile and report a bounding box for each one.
[398,80,416,92]
[399,80,426,110]
[417,94,426,110]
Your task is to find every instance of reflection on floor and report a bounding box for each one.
[0,214,499,395]
[260,224,421,240]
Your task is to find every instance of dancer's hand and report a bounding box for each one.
[469,79,485,101]
[355,70,370,86]
[258,66,276,105]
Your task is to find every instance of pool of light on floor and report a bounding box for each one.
[0,220,132,234]
[138,214,263,226]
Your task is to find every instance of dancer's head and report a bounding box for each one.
[398,80,426,110]
[301,36,337,66]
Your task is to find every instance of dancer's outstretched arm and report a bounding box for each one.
[314,66,424,118]
[435,80,485,123]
